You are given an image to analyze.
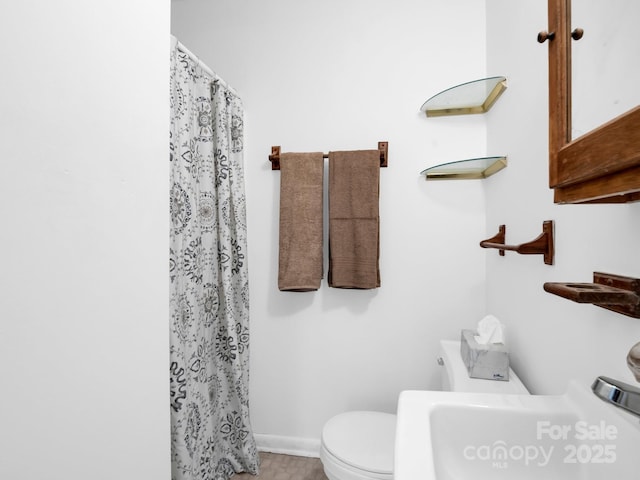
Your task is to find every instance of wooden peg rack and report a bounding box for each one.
[269,141,388,170]
[480,220,554,265]
[544,272,640,319]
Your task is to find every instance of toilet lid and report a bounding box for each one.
[321,411,396,475]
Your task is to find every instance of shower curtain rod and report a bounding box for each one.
[175,40,214,76]
[173,36,239,96]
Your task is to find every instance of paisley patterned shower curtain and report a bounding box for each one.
[169,37,259,480]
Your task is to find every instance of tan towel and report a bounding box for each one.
[278,152,324,291]
[328,150,380,289]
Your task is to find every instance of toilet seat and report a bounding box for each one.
[320,411,395,480]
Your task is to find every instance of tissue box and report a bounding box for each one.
[460,329,509,381]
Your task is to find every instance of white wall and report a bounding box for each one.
[486,1,640,394]
[172,0,488,447]
[0,2,171,479]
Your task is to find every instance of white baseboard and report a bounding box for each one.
[254,433,321,458]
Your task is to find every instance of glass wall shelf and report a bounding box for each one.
[420,156,507,180]
[420,76,507,117]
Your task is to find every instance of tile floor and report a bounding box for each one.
[232,452,329,480]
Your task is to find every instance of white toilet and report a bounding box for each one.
[319,339,529,480]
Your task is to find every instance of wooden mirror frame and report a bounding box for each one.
[546,0,640,204]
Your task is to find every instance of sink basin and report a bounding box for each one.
[395,381,640,479]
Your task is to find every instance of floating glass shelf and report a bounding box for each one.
[420,156,507,180]
[420,76,507,117]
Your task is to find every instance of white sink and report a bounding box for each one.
[395,381,640,479]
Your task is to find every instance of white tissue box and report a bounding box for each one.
[460,329,509,381]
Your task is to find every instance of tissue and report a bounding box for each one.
[460,314,509,381]
[474,314,505,345]
[461,329,509,381]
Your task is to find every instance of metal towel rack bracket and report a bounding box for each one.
[479,220,554,265]
[544,272,640,319]
[269,141,388,170]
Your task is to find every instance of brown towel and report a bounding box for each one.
[278,152,324,291]
[328,150,380,289]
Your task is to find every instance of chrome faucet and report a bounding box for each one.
[592,376,640,417]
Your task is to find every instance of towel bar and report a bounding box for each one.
[269,142,388,170]
[479,220,554,265]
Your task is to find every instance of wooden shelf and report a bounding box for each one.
[544,272,640,318]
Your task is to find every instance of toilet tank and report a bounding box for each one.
[439,340,529,394]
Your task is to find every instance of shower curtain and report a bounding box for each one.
[169,37,259,480]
